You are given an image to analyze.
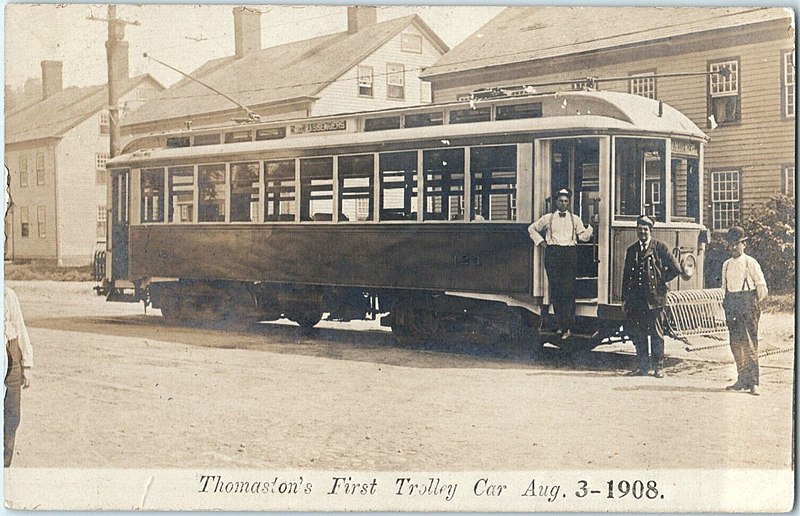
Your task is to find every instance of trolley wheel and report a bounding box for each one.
[284,302,323,330]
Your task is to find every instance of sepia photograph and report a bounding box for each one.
[2,3,795,511]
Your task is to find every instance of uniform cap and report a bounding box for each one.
[636,214,655,228]
[726,226,748,244]
[556,188,571,199]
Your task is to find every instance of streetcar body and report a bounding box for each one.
[100,90,713,349]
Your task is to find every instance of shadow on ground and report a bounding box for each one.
[30,313,662,373]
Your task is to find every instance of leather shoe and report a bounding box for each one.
[749,385,760,396]
[561,329,572,340]
[726,382,744,391]
[653,370,664,378]
[627,369,648,376]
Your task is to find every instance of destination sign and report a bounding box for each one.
[290,120,347,135]
[671,140,699,156]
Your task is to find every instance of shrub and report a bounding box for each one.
[742,195,795,295]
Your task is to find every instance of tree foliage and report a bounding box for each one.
[741,195,796,294]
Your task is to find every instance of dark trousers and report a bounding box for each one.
[628,308,666,373]
[5,341,22,467]
[723,291,760,387]
[544,245,577,331]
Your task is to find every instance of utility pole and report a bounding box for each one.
[90,6,139,157]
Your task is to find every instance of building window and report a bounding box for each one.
[19,207,29,238]
[97,206,107,238]
[783,165,795,198]
[18,155,28,187]
[708,59,740,125]
[783,50,795,118]
[35,153,45,185]
[711,170,740,230]
[136,86,156,101]
[357,66,373,97]
[401,33,422,53]
[630,73,656,99]
[37,206,46,238]
[99,111,110,134]
[96,153,109,184]
[387,63,405,100]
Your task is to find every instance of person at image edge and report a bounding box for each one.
[5,286,33,467]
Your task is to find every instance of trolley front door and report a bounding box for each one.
[110,169,130,280]
[549,138,600,301]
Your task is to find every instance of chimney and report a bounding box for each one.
[41,60,62,99]
[347,6,377,33]
[233,6,261,58]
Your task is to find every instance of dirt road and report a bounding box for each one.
[6,281,794,470]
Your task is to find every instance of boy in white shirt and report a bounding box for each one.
[721,226,768,396]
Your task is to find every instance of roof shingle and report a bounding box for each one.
[124,15,444,128]
[422,7,792,78]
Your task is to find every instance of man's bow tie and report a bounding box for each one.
[558,212,567,217]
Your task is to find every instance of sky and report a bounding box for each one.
[4,4,505,91]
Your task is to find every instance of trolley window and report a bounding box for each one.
[379,151,418,221]
[141,168,165,223]
[231,162,260,222]
[300,157,333,221]
[614,138,666,222]
[365,116,401,132]
[470,145,517,221]
[405,112,443,128]
[264,160,296,221]
[450,107,490,124]
[193,133,221,146]
[671,141,700,223]
[339,155,374,222]
[198,164,226,222]
[168,166,194,223]
[424,148,465,221]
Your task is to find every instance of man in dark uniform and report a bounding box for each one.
[621,215,684,377]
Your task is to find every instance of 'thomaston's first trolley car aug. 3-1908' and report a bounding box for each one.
[97,89,723,352]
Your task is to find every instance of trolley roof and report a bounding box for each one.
[110,91,706,168]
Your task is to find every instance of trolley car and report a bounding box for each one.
[97,89,722,351]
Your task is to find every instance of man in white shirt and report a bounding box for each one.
[4,286,33,467]
[721,226,768,396]
[528,189,593,340]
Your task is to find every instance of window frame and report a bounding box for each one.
[629,69,657,100]
[400,33,423,54]
[386,63,405,100]
[19,206,29,238]
[35,152,45,185]
[97,205,107,238]
[99,111,110,135]
[782,165,795,198]
[18,155,28,188]
[357,65,374,98]
[710,169,741,231]
[37,206,46,238]
[782,49,795,118]
[707,58,741,126]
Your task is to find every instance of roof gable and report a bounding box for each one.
[6,75,162,145]
[123,14,447,128]
[423,6,792,78]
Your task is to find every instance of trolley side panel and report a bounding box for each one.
[128,224,533,295]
